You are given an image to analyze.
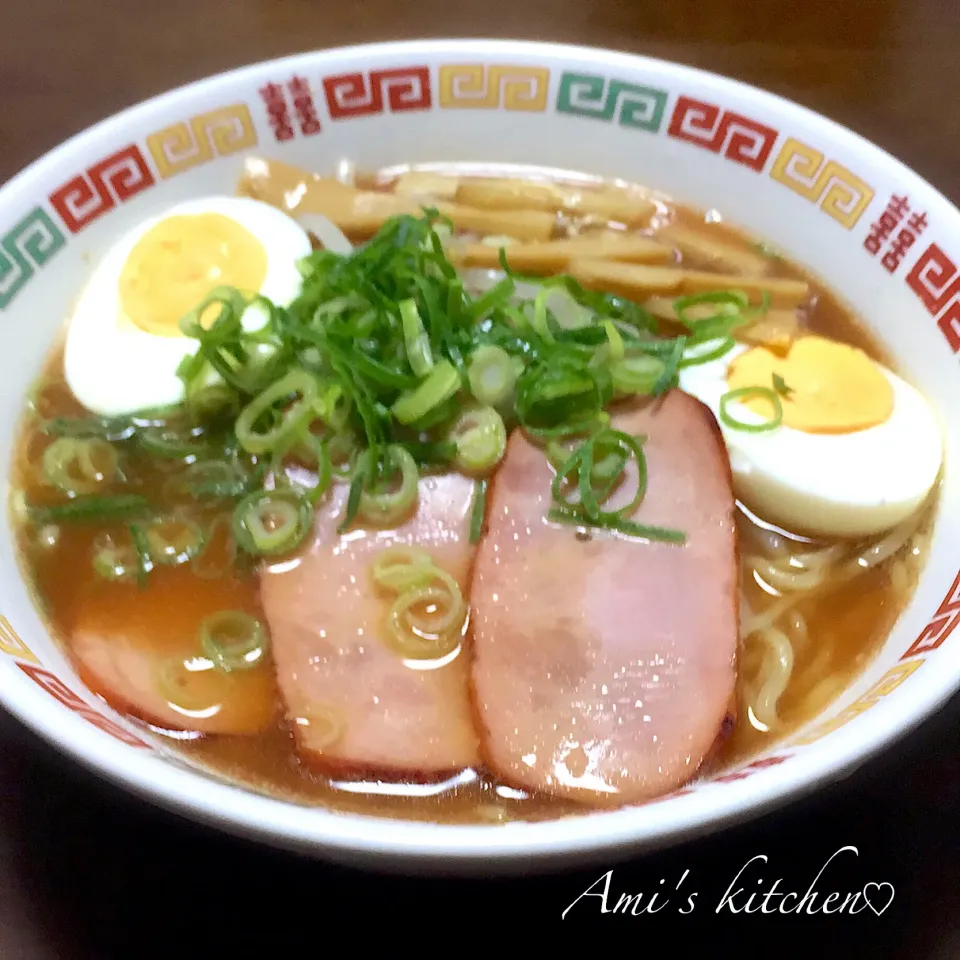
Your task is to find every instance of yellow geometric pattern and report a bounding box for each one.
[146,103,258,179]
[770,137,875,229]
[0,615,39,663]
[791,659,923,746]
[438,64,549,111]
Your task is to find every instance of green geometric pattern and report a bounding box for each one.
[0,207,67,309]
[557,72,668,132]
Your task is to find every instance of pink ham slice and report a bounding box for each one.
[259,473,481,779]
[69,571,278,736]
[470,390,738,805]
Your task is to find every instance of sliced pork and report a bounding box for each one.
[259,474,481,778]
[469,390,738,805]
[70,571,277,735]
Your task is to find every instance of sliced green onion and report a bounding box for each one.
[320,384,351,431]
[673,290,749,322]
[192,514,239,580]
[91,531,139,581]
[326,431,358,474]
[450,407,507,474]
[143,515,206,566]
[602,320,625,363]
[612,516,688,542]
[391,360,461,425]
[367,544,467,658]
[155,657,225,711]
[549,427,656,538]
[548,504,686,543]
[399,298,433,377]
[277,430,332,505]
[772,373,793,398]
[42,437,118,494]
[386,568,466,660]
[358,445,419,526]
[338,461,367,534]
[610,355,665,394]
[679,336,736,368]
[40,415,135,442]
[370,546,435,592]
[165,461,249,502]
[235,368,319,455]
[470,479,487,544]
[515,355,609,436]
[672,291,752,345]
[139,424,213,460]
[467,345,517,407]
[178,286,249,338]
[185,378,240,419]
[531,288,556,344]
[719,386,783,432]
[652,336,685,396]
[232,488,314,556]
[29,494,151,525]
[199,611,268,672]
[127,523,153,587]
[468,276,515,320]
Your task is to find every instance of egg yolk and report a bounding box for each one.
[726,335,894,433]
[118,213,267,336]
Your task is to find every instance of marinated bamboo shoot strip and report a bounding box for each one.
[393,171,460,200]
[239,160,555,240]
[447,234,675,273]
[736,311,803,351]
[569,260,685,297]
[393,171,657,226]
[656,223,773,277]
[456,177,657,226]
[681,270,809,307]
[569,259,810,307]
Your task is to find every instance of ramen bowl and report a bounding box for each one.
[0,39,957,874]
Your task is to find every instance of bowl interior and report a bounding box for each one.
[0,39,958,866]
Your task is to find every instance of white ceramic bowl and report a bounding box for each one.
[0,39,958,874]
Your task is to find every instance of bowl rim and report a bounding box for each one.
[1,37,958,867]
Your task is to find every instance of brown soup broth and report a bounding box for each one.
[9,165,933,823]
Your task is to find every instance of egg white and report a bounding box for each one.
[63,196,312,416]
[678,341,943,539]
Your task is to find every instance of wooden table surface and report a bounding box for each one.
[1,1,958,955]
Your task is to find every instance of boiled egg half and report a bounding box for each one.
[64,196,312,416]
[678,334,943,538]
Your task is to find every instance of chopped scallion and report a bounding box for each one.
[450,407,507,474]
[391,359,461,425]
[199,611,268,672]
[719,386,783,432]
[232,488,314,556]
[467,345,517,407]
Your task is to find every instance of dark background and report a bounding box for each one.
[1,1,958,956]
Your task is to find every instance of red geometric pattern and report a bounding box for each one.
[323,66,431,119]
[644,786,696,805]
[16,662,151,749]
[905,242,960,353]
[667,95,779,172]
[902,569,960,659]
[642,754,790,802]
[48,144,155,233]
[711,753,788,784]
